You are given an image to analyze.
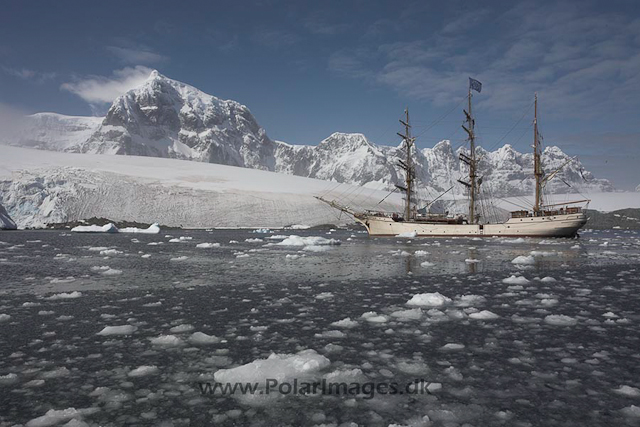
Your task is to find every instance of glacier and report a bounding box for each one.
[0,146,401,229]
[2,69,613,200]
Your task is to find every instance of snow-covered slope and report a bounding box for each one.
[0,146,399,229]
[79,70,276,169]
[9,113,102,151]
[8,69,613,198]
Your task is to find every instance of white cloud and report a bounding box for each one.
[61,66,153,104]
[2,66,56,83]
[106,46,168,64]
[329,1,640,120]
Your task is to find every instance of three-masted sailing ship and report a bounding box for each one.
[317,79,589,237]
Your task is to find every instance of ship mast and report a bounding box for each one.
[533,93,543,214]
[459,79,480,224]
[396,109,415,220]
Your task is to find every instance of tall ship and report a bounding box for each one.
[317,79,589,237]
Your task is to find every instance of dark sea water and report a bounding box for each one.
[0,228,639,426]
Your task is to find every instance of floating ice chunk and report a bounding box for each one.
[46,291,82,300]
[120,223,160,234]
[315,292,334,300]
[614,385,640,397]
[169,236,192,243]
[72,223,118,233]
[252,228,272,233]
[540,276,556,283]
[396,231,417,238]
[101,268,122,276]
[97,325,137,336]
[87,247,109,252]
[196,242,221,248]
[0,373,18,384]
[414,250,429,257]
[150,335,184,346]
[454,295,486,307]
[544,315,578,326]
[128,365,159,377]
[512,255,535,265]
[170,256,188,261]
[330,318,358,328]
[440,343,465,351]
[469,310,500,320]
[266,235,288,240]
[315,330,346,339]
[420,261,434,267]
[99,249,122,256]
[465,258,480,263]
[360,311,389,323]
[390,308,423,320]
[276,235,340,247]
[25,407,98,427]
[502,275,530,285]
[285,254,301,260]
[406,292,452,307]
[0,313,12,322]
[169,324,194,333]
[502,237,526,244]
[188,332,221,345]
[245,238,263,243]
[214,349,329,384]
[620,405,640,418]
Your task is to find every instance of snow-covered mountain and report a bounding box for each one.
[4,69,613,198]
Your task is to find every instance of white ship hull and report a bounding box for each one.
[358,212,587,238]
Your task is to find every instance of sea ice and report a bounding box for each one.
[46,291,82,300]
[330,318,358,328]
[128,365,159,377]
[71,223,118,233]
[169,324,194,333]
[188,332,221,344]
[119,223,160,234]
[97,325,137,336]
[396,231,418,238]
[360,311,389,323]
[544,315,578,326]
[469,310,500,320]
[512,255,535,265]
[614,385,640,397]
[196,242,220,248]
[214,349,330,384]
[406,292,452,307]
[390,308,423,320]
[502,275,530,284]
[275,235,340,247]
[149,335,184,346]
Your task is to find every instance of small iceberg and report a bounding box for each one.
[71,223,118,233]
[71,223,160,234]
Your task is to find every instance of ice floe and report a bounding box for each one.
[97,325,137,336]
[406,292,452,307]
[214,349,330,384]
[544,314,578,326]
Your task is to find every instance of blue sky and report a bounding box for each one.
[1,0,639,189]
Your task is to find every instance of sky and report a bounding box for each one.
[1,0,639,189]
